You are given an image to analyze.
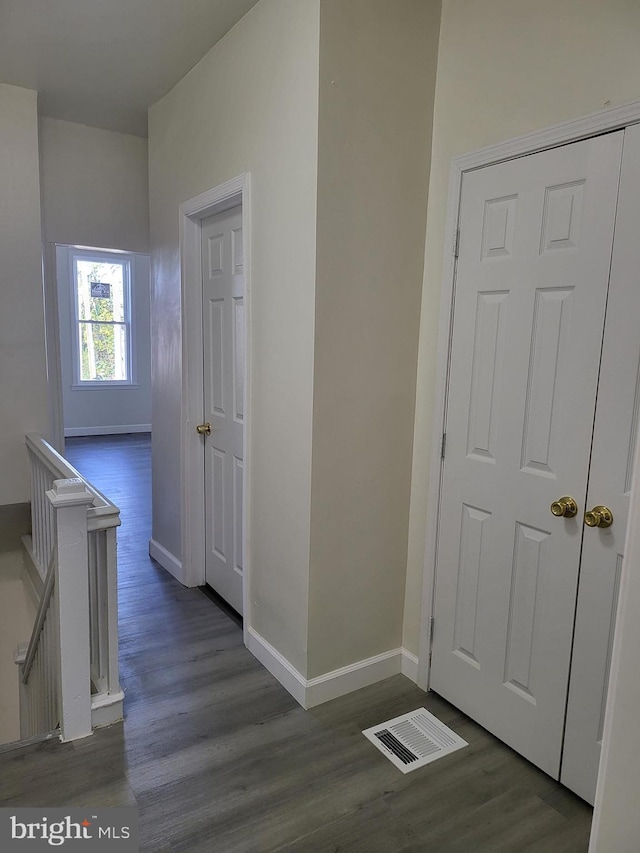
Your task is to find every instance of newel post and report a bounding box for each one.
[47,477,95,742]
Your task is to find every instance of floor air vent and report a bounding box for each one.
[362,708,468,774]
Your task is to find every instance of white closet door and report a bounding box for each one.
[430,132,624,777]
[561,124,640,803]
[202,205,245,614]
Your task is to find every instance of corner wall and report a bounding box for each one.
[0,84,49,505]
[148,0,320,674]
[39,117,149,254]
[404,0,640,656]
[308,0,440,677]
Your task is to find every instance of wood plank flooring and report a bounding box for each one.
[0,434,592,851]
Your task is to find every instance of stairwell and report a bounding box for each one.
[0,548,37,744]
[0,435,123,752]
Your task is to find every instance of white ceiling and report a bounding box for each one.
[0,0,261,137]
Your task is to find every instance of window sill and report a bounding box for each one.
[71,383,140,391]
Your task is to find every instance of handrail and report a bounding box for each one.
[21,435,124,740]
[25,433,120,529]
[22,552,57,684]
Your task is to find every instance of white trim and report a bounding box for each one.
[416,155,462,691]
[69,249,136,387]
[149,538,184,584]
[179,174,253,646]
[401,649,419,683]
[180,174,247,217]
[246,628,308,708]
[589,421,640,849]
[21,534,45,582]
[306,649,404,708]
[90,690,124,729]
[71,383,140,391]
[21,535,45,604]
[454,98,640,175]
[56,243,150,257]
[247,628,419,709]
[64,424,151,437]
[417,96,640,690]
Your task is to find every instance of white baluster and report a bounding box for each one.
[103,526,119,696]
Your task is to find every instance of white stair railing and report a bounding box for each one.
[18,435,123,741]
[17,479,95,741]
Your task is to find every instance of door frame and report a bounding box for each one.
[180,173,252,637]
[417,98,640,691]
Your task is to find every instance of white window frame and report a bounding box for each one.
[70,249,137,389]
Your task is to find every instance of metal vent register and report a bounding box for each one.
[362,708,468,774]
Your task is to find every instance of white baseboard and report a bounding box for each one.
[91,690,124,729]
[64,424,152,437]
[246,628,422,709]
[148,538,184,585]
[306,649,405,707]
[401,649,419,683]
[246,628,307,707]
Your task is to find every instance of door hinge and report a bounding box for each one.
[428,616,435,643]
[440,432,447,460]
[454,228,460,258]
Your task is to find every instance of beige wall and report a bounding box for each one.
[148,0,320,673]
[39,118,151,435]
[39,117,149,253]
[308,0,440,677]
[0,85,49,505]
[404,0,640,654]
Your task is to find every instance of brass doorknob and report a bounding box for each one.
[196,422,212,436]
[550,496,578,518]
[584,505,613,528]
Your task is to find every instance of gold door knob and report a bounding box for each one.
[196,422,212,436]
[550,496,578,518]
[584,505,613,528]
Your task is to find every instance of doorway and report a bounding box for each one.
[200,205,245,615]
[51,244,152,448]
[424,122,640,804]
[180,175,251,635]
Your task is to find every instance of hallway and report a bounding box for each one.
[0,435,592,851]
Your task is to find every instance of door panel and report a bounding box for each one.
[561,124,640,803]
[430,132,624,776]
[202,206,244,614]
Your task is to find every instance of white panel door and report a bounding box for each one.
[201,206,245,614]
[430,133,624,777]
[561,124,640,803]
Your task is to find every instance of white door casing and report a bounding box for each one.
[429,133,624,777]
[419,103,640,696]
[179,174,251,644]
[560,123,640,802]
[201,206,245,614]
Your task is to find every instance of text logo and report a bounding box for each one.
[0,808,138,850]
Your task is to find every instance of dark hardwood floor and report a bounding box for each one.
[0,434,592,851]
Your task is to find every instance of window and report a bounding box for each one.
[71,251,134,386]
